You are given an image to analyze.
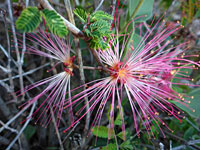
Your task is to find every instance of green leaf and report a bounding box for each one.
[42,9,68,38]
[194,8,200,18]
[92,126,114,139]
[23,125,36,140]
[171,64,193,93]
[90,11,113,22]
[129,0,154,22]
[120,140,133,150]
[117,131,128,140]
[173,88,200,118]
[90,20,110,32]
[114,107,124,126]
[16,7,41,32]
[132,33,144,53]
[102,143,117,150]
[184,126,195,140]
[73,8,88,23]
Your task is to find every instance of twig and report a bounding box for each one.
[185,117,200,132]
[50,108,64,150]
[8,0,24,99]
[20,0,29,64]
[0,44,18,66]
[73,64,103,71]
[64,0,90,148]
[0,9,17,100]
[165,131,200,150]
[95,0,104,11]
[0,101,32,133]
[0,97,11,119]
[75,0,80,6]
[1,63,50,82]
[0,65,10,73]
[111,0,117,25]
[0,121,18,134]
[0,80,13,93]
[37,0,83,36]
[172,139,200,150]
[62,122,80,144]
[0,136,19,150]
[6,101,37,150]
[81,0,85,6]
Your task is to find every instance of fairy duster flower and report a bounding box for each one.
[18,27,74,127]
[64,18,200,139]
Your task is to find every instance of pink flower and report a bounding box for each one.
[64,18,199,139]
[18,28,74,127]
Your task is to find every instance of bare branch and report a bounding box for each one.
[1,63,50,82]
[50,108,64,150]
[6,101,37,150]
[95,0,105,11]
[7,0,24,99]
[64,1,90,148]
[0,102,32,133]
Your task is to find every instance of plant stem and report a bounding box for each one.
[130,0,144,19]
[64,0,90,149]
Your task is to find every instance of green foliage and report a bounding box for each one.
[120,140,133,150]
[117,131,128,140]
[171,64,193,93]
[128,0,154,22]
[114,107,124,126]
[73,8,113,49]
[90,11,113,22]
[23,125,36,140]
[16,7,68,38]
[102,143,117,150]
[92,126,114,139]
[173,88,200,118]
[16,7,41,32]
[42,9,68,38]
[73,8,88,23]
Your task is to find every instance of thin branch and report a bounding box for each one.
[0,9,17,100]
[111,0,117,16]
[73,64,104,71]
[0,44,18,66]
[50,108,64,150]
[64,1,90,149]
[185,117,200,132]
[62,122,80,144]
[0,65,10,73]
[1,63,50,82]
[0,136,19,150]
[8,0,24,99]
[0,121,18,134]
[37,0,83,36]
[172,139,200,150]
[165,131,200,150]
[75,0,80,6]
[0,97,11,119]
[20,0,29,64]
[95,0,104,11]
[0,101,32,133]
[6,101,37,150]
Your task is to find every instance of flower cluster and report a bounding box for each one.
[18,27,75,127]
[19,17,199,139]
[63,18,199,138]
